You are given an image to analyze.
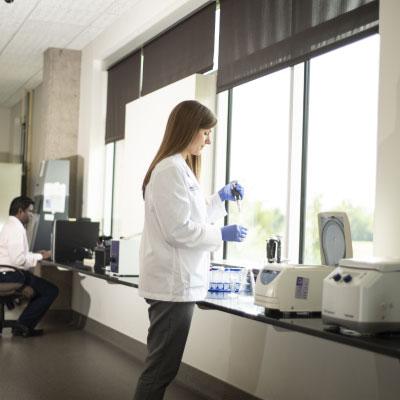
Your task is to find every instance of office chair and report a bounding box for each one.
[0,266,34,335]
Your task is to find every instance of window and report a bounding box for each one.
[103,142,115,236]
[219,34,379,266]
[304,35,380,264]
[225,68,293,264]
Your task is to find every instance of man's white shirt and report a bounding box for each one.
[0,216,42,272]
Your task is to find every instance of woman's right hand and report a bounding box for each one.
[218,181,244,202]
[221,225,248,242]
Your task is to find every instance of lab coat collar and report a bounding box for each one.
[172,153,195,179]
[9,215,24,227]
[173,153,186,163]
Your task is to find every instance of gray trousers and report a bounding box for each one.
[133,300,195,400]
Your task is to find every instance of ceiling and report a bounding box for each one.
[0,0,140,107]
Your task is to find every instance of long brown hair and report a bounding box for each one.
[142,100,217,198]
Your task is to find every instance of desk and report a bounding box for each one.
[42,260,140,288]
[43,260,400,360]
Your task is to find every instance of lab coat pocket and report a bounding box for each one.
[177,249,205,288]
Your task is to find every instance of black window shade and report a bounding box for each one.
[105,51,141,143]
[217,0,379,92]
[142,3,215,96]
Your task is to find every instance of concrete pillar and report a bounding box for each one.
[42,48,81,160]
[31,48,82,217]
[32,49,82,310]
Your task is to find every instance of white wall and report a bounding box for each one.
[77,0,210,224]
[73,0,400,399]
[0,101,23,164]
[113,73,216,238]
[0,106,11,161]
[0,163,22,230]
[373,0,400,257]
[9,101,22,163]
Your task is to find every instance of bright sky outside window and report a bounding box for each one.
[220,35,379,266]
[227,68,292,265]
[304,34,380,264]
[103,142,115,236]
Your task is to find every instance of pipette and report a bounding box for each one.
[230,181,242,212]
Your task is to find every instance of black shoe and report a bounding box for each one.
[12,327,44,338]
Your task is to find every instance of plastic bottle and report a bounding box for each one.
[227,268,237,293]
[208,267,217,292]
[223,267,230,292]
[216,267,224,291]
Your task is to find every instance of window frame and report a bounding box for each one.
[220,35,379,264]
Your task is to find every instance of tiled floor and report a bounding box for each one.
[0,312,207,400]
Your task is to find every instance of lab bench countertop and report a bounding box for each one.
[41,260,140,288]
[41,260,400,360]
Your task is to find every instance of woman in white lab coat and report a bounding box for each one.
[133,100,247,400]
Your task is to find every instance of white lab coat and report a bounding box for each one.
[0,216,42,271]
[138,154,226,302]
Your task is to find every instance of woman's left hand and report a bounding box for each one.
[218,181,244,201]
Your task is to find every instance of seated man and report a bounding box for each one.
[0,196,59,337]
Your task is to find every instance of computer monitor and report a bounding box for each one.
[52,219,100,263]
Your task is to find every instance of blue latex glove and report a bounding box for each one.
[221,225,248,242]
[218,181,244,201]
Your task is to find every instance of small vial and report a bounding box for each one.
[216,267,224,291]
[223,267,230,292]
[208,267,217,292]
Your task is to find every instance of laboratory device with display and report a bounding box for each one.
[254,264,331,314]
[322,258,400,334]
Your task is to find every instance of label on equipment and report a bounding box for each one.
[295,276,309,299]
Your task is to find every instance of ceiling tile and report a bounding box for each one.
[37,0,114,12]
[0,0,140,106]
[66,26,104,50]
[6,20,84,56]
[0,0,39,25]
[29,2,108,26]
